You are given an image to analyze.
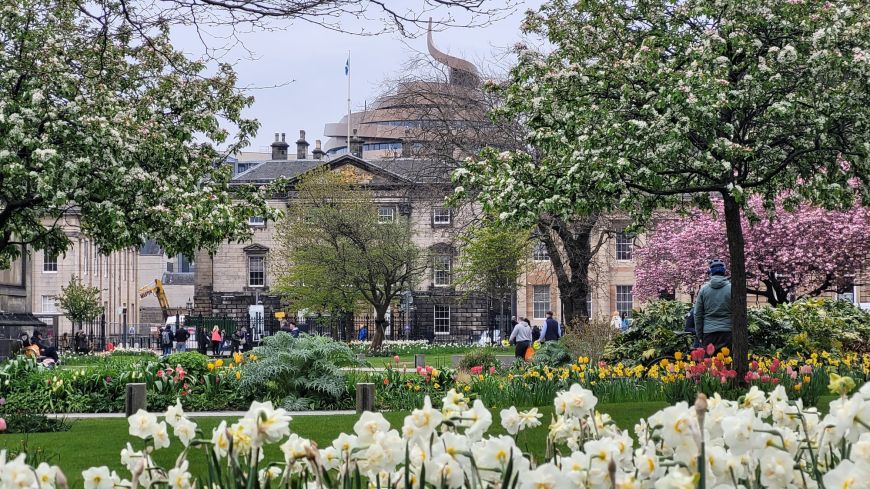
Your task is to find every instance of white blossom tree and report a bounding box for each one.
[0,0,276,267]
[455,0,870,377]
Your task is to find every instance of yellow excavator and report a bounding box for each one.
[138,279,173,320]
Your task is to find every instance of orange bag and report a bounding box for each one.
[524,345,535,361]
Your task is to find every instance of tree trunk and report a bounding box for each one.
[538,217,595,325]
[722,193,749,381]
[561,284,589,324]
[370,307,389,351]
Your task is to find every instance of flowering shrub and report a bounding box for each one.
[7,376,869,489]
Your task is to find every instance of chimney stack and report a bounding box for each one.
[350,129,363,158]
[312,139,325,160]
[270,132,289,160]
[296,130,309,160]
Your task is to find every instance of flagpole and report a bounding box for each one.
[346,50,351,152]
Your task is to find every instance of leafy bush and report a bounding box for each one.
[749,298,870,355]
[458,350,499,371]
[1,411,71,433]
[604,298,870,362]
[533,342,571,366]
[162,352,210,376]
[603,300,691,362]
[238,333,359,410]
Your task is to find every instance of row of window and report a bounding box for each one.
[531,284,633,319]
[376,207,451,225]
[531,232,635,262]
[326,142,404,156]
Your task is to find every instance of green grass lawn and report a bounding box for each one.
[0,401,665,488]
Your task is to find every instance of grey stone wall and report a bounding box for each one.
[411,289,491,343]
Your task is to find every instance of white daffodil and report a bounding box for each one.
[244,401,293,445]
[461,400,492,441]
[561,450,590,486]
[319,446,342,471]
[634,443,662,480]
[164,399,185,427]
[228,418,259,454]
[211,421,230,458]
[740,386,767,412]
[500,406,522,435]
[152,421,171,450]
[518,408,543,431]
[759,446,794,489]
[119,443,144,472]
[35,462,56,489]
[520,463,571,489]
[442,389,469,419]
[332,432,359,455]
[823,460,870,489]
[721,410,760,455]
[258,466,283,485]
[653,469,695,489]
[424,453,465,489]
[353,411,390,445]
[4,454,37,489]
[656,403,695,449]
[554,384,598,418]
[173,418,197,447]
[436,432,470,461]
[128,410,158,440]
[280,434,313,463]
[166,461,192,489]
[82,467,113,489]
[851,433,870,465]
[403,396,443,441]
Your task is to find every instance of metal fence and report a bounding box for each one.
[41,305,515,357]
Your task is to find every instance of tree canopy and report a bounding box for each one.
[455,0,870,376]
[635,198,870,306]
[0,0,275,268]
[58,276,103,326]
[273,167,425,350]
[453,220,530,302]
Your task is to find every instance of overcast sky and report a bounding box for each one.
[171,1,544,153]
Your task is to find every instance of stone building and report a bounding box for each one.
[0,251,44,345]
[26,213,141,334]
[25,213,194,335]
[193,132,494,341]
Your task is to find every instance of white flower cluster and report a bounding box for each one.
[2,381,870,489]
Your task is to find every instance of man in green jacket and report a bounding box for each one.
[694,259,732,353]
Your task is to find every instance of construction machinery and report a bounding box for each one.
[138,279,173,320]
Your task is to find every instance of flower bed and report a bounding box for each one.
[359,349,869,409]
[5,375,868,489]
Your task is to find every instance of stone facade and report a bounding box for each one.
[193,154,495,340]
[28,222,140,335]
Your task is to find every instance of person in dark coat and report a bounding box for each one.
[540,311,562,343]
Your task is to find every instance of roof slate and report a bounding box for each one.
[230,156,452,185]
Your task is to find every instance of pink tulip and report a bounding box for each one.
[0,418,6,432]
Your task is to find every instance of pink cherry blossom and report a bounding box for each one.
[636,197,869,304]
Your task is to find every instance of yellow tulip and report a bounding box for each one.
[215,359,224,368]
[207,363,215,371]
[235,370,241,380]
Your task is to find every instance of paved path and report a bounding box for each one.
[49,410,357,419]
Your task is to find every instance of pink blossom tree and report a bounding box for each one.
[636,198,870,306]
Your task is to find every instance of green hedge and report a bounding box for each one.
[604,298,870,362]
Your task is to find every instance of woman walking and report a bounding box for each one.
[509,317,533,360]
[210,326,222,356]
